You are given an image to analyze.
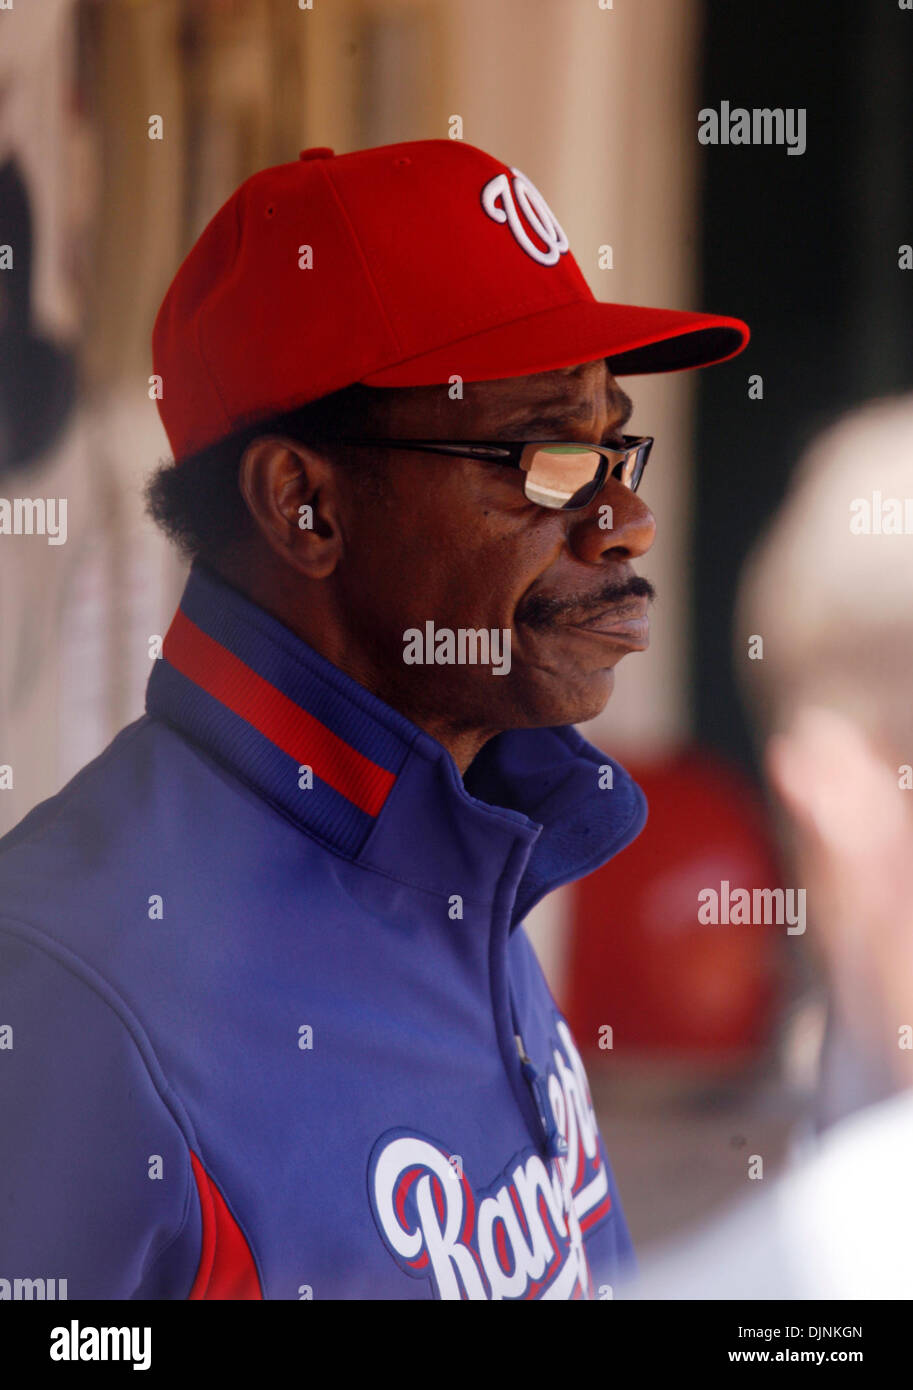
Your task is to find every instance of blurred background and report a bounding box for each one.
[2,0,912,1254]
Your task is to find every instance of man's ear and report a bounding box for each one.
[766,706,904,857]
[238,436,342,579]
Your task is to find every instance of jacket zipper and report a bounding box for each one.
[514,1033,568,1161]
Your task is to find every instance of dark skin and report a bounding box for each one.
[230,359,656,774]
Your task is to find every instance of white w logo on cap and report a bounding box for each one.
[480,168,570,267]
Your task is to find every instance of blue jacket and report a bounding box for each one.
[0,563,646,1300]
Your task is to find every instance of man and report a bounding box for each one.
[0,140,747,1299]
[627,394,913,1300]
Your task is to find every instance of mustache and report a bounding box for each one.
[517,575,656,629]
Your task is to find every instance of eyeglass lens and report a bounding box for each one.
[521,443,645,510]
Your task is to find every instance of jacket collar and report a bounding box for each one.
[146,563,646,924]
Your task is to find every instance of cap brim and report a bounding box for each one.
[359,298,749,387]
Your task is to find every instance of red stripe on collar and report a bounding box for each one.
[163,608,396,818]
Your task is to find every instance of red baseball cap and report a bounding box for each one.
[152,139,749,463]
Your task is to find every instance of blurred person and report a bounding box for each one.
[0,140,748,1299]
[0,3,119,838]
[0,154,103,836]
[625,394,913,1299]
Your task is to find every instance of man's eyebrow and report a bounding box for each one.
[498,389,634,438]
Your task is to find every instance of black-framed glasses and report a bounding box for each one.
[333,435,653,511]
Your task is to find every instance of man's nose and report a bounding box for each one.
[566,478,656,564]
